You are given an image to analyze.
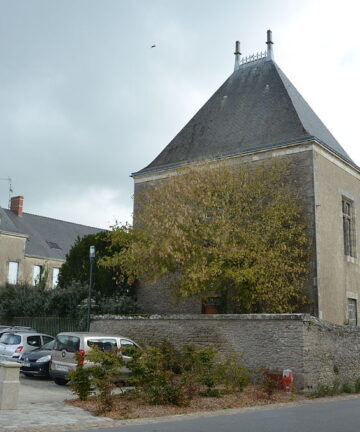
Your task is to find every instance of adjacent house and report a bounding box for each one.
[132,31,360,326]
[0,195,103,288]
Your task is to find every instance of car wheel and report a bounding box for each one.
[53,378,68,386]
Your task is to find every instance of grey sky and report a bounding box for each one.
[1,0,359,228]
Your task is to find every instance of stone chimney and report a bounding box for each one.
[10,196,24,216]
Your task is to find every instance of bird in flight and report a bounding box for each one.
[151,44,156,48]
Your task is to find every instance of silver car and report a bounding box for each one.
[50,332,140,385]
[0,332,54,361]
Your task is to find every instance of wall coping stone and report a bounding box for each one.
[92,313,311,321]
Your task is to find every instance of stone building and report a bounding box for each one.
[0,195,103,289]
[132,31,360,326]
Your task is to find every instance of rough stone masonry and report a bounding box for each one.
[91,313,360,391]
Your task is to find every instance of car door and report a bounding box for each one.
[26,335,42,352]
[51,335,80,374]
[119,339,139,375]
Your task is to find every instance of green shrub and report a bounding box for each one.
[216,355,249,393]
[310,380,341,398]
[355,377,360,393]
[69,346,126,412]
[127,340,249,406]
[86,346,125,412]
[342,382,353,394]
[0,280,89,319]
[127,341,188,406]
[0,283,48,319]
[97,295,138,315]
[67,351,93,401]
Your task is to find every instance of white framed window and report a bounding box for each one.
[8,262,18,284]
[52,268,60,289]
[32,265,42,286]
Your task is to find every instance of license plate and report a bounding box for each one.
[55,365,69,372]
[23,362,31,367]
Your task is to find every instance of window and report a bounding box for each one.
[0,334,21,345]
[342,198,356,257]
[42,336,54,346]
[32,265,42,286]
[46,241,61,250]
[7,262,18,284]
[27,335,41,347]
[348,298,357,326]
[52,268,60,288]
[87,338,117,351]
[120,339,138,357]
[120,339,135,348]
[53,335,80,352]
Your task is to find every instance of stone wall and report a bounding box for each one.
[303,317,360,391]
[91,313,360,391]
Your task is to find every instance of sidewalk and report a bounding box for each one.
[0,376,115,432]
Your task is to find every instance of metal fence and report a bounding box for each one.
[5,316,86,336]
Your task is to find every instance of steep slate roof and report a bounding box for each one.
[135,58,354,175]
[0,207,103,261]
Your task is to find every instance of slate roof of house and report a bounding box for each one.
[135,57,354,175]
[0,207,103,261]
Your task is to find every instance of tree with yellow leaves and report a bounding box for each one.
[103,160,310,313]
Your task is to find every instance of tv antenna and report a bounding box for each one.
[0,177,13,208]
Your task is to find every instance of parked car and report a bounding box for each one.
[0,332,54,360]
[20,339,55,377]
[50,332,140,385]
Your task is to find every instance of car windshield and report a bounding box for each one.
[41,340,55,350]
[0,333,21,345]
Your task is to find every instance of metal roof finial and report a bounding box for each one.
[266,29,274,61]
[234,41,241,71]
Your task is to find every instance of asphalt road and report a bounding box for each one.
[75,397,360,432]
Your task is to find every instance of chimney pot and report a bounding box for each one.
[10,196,24,216]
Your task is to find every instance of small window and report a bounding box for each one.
[52,268,59,288]
[46,241,62,250]
[0,333,21,345]
[342,198,356,257]
[7,262,18,284]
[32,265,42,286]
[120,339,138,357]
[42,336,54,346]
[120,339,135,348]
[53,335,80,352]
[348,298,358,326]
[87,338,117,351]
[27,335,41,347]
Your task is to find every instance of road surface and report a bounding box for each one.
[76,396,360,432]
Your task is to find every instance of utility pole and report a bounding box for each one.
[87,245,96,332]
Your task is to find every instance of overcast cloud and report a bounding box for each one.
[1,0,359,228]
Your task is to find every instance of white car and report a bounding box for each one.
[0,332,54,361]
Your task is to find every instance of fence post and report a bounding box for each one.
[0,361,21,409]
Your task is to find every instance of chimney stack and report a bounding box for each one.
[234,40,241,71]
[10,196,24,216]
[266,29,274,61]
